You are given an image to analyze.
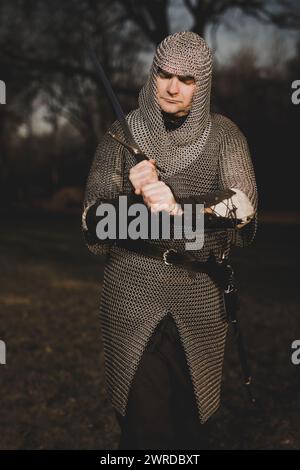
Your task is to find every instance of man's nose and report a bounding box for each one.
[167,77,179,94]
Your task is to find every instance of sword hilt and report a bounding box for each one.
[108,131,165,174]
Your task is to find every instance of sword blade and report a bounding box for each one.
[86,42,141,151]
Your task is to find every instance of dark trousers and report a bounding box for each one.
[115,312,210,450]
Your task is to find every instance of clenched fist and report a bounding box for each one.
[129,159,159,196]
[141,181,183,215]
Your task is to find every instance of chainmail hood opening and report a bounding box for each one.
[162,110,189,131]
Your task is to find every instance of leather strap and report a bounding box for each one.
[115,239,229,288]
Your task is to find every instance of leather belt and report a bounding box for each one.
[114,239,229,289]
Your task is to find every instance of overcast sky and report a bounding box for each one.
[168,0,298,66]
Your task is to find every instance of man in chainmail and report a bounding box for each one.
[82,31,258,449]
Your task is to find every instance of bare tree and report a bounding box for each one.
[116,0,300,44]
[0,1,147,147]
[0,0,148,202]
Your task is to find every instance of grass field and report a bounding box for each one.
[0,211,299,449]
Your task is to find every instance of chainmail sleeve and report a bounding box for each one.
[82,120,125,256]
[218,116,258,248]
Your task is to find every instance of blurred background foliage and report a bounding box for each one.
[0,0,299,212]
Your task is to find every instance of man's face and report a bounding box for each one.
[156,67,196,118]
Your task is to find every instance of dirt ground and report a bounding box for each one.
[0,211,299,449]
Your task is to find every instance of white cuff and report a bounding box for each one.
[212,188,255,227]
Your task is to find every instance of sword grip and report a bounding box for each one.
[108,131,165,173]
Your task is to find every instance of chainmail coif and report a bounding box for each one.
[82,31,258,424]
[137,31,213,176]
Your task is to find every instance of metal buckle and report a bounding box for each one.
[224,264,235,293]
[163,248,177,266]
[224,283,234,294]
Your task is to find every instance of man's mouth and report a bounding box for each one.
[163,98,180,103]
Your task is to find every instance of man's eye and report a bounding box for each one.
[180,77,195,85]
[159,72,169,79]
[158,69,171,79]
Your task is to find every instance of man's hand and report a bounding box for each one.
[129,159,159,196]
[129,159,182,215]
[141,181,183,215]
